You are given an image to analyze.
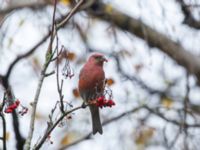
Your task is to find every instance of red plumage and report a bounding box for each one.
[78,53,107,134]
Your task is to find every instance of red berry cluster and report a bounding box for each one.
[4,100,20,113]
[95,96,115,108]
[4,99,28,115]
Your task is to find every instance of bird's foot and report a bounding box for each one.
[81,102,87,108]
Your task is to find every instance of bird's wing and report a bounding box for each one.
[79,66,105,101]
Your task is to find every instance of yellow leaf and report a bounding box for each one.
[66,52,76,61]
[72,88,80,98]
[35,113,46,120]
[57,51,76,64]
[106,78,115,86]
[59,0,70,5]
[60,133,76,145]
[161,97,173,109]
[105,4,113,13]
[6,132,10,141]
[135,127,155,145]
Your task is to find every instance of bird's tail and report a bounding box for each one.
[89,106,103,135]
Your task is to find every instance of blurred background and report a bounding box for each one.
[1,0,200,150]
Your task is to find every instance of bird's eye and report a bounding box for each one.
[95,56,101,60]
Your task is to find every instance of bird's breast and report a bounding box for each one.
[78,66,105,99]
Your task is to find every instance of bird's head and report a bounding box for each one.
[88,53,108,66]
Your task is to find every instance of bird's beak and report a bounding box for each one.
[102,57,108,62]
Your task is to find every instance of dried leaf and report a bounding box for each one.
[135,127,155,145]
[72,88,80,98]
[105,4,113,13]
[59,0,70,5]
[134,64,144,72]
[57,51,76,65]
[6,132,10,141]
[35,113,46,120]
[66,52,76,61]
[106,78,115,86]
[161,97,173,109]
[31,57,42,72]
[60,133,76,145]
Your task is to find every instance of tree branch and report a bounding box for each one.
[177,0,200,29]
[24,1,85,149]
[1,68,25,150]
[0,81,25,150]
[24,0,58,149]
[0,113,7,150]
[3,0,85,84]
[89,2,200,85]
[0,2,48,15]
[34,105,86,150]
[58,105,144,150]
[144,106,200,128]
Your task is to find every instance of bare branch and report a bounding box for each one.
[144,106,200,128]
[3,0,85,84]
[56,0,85,29]
[0,82,25,150]
[183,73,190,149]
[89,2,200,85]
[4,32,51,85]
[0,113,7,150]
[177,0,200,29]
[0,2,48,15]
[7,89,25,149]
[34,105,86,150]
[112,53,166,95]
[0,93,7,150]
[56,46,65,113]
[44,71,55,77]
[24,1,85,149]
[59,105,144,150]
[24,1,58,149]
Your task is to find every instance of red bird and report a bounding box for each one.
[78,53,107,134]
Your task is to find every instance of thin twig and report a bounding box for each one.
[4,32,51,85]
[183,73,190,150]
[59,105,144,150]
[112,53,166,95]
[177,0,200,29]
[23,1,58,149]
[56,44,65,113]
[24,1,85,149]
[56,0,84,29]
[34,105,87,150]
[0,113,7,150]
[44,71,55,77]
[3,0,84,83]
[23,62,50,150]
[168,128,181,149]
[144,106,200,128]
[0,93,6,112]
[4,86,25,149]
